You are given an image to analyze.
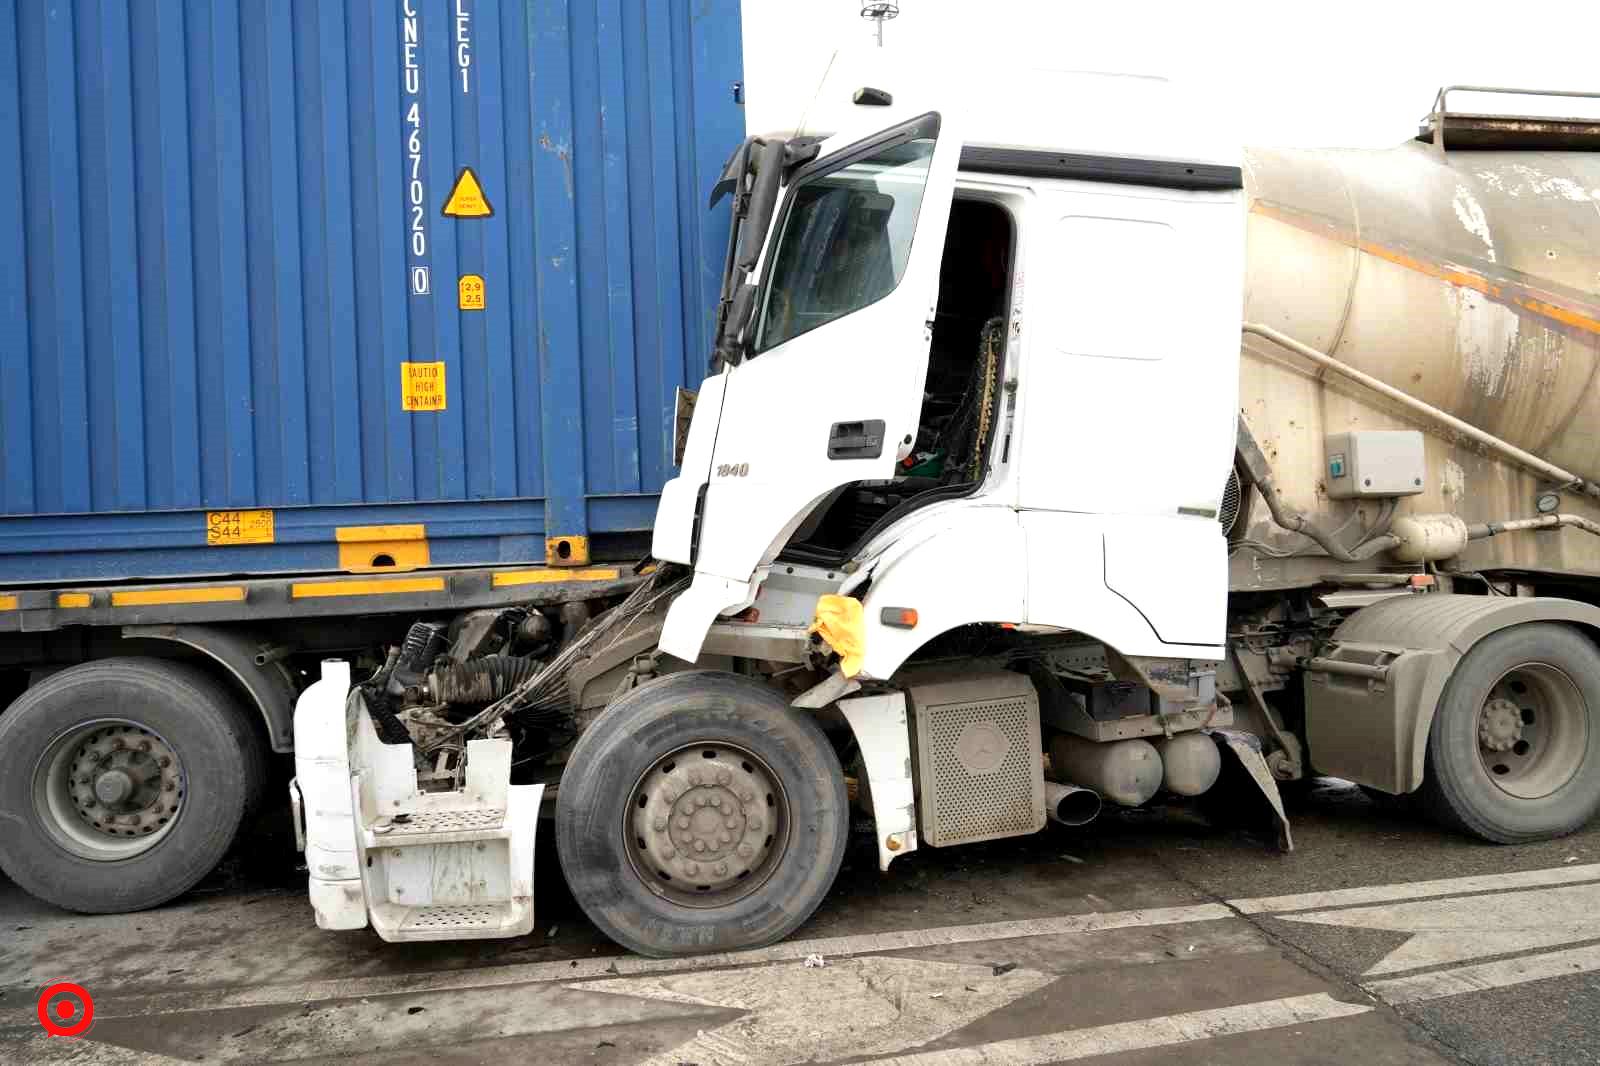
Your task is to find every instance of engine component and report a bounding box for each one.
[387,621,448,699]
[559,601,593,644]
[1048,734,1162,807]
[397,621,447,673]
[1155,732,1222,796]
[907,671,1045,847]
[1043,781,1101,826]
[1391,513,1470,562]
[428,656,541,705]
[517,610,555,650]
[448,609,513,661]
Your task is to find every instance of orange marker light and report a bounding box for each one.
[879,606,918,629]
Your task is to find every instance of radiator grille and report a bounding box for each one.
[912,677,1044,847]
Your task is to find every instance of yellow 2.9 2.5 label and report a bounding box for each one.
[206,509,275,546]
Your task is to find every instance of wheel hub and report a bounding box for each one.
[67,725,183,840]
[629,744,782,902]
[1478,697,1524,753]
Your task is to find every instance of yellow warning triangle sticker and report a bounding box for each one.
[441,167,493,218]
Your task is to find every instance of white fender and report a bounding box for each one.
[853,505,1224,681]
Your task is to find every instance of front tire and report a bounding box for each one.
[1421,624,1600,843]
[0,658,261,913]
[556,671,848,957]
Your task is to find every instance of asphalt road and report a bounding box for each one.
[2,778,1598,1065]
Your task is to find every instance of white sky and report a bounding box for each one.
[741,0,1600,149]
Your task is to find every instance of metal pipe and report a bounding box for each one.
[1467,513,1600,541]
[1304,656,1391,682]
[1044,781,1102,827]
[1242,322,1600,502]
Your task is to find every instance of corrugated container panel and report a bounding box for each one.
[0,0,743,582]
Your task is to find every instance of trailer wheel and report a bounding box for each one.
[1421,624,1600,843]
[0,658,259,913]
[556,671,848,957]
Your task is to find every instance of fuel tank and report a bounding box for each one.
[1237,140,1600,584]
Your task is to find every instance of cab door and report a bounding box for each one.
[690,109,962,584]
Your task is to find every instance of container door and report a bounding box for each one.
[691,109,961,583]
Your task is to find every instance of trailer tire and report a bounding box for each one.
[0,658,257,913]
[1421,624,1600,843]
[556,670,848,957]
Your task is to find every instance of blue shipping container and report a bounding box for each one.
[0,0,744,583]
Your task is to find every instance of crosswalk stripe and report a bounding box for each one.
[1228,863,1600,914]
[1365,942,1600,1004]
[870,993,1371,1065]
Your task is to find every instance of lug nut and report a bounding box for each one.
[748,818,762,831]
[720,830,733,843]
[653,818,667,832]
[685,862,700,876]
[693,840,707,853]
[716,769,731,785]
[738,843,753,858]
[715,863,728,876]
[676,816,689,829]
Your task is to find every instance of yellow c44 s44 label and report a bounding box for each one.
[207,509,275,546]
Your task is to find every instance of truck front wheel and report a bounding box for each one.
[0,658,261,913]
[556,671,849,957]
[1422,623,1600,842]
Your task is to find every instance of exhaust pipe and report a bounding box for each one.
[1044,781,1102,827]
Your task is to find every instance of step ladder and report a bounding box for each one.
[350,704,544,942]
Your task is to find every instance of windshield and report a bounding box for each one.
[753,129,936,353]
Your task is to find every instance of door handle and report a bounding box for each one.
[828,420,886,460]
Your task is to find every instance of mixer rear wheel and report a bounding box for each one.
[1421,624,1600,843]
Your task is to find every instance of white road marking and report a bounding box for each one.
[0,903,1229,1027]
[1277,882,1600,974]
[1366,942,1600,1004]
[572,956,1054,1066]
[1228,862,1600,914]
[867,992,1371,1065]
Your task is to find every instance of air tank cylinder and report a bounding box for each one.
[1390,513,1470,563]
[1154,732,1222,796]
[1048,734,1162,807]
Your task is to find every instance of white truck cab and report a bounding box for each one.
[656,68,1244,680]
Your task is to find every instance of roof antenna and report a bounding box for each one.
[860,1,900,48]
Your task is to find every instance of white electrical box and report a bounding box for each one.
[1324,430,1426,498]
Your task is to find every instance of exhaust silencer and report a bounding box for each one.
[1044,781,1102,826]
